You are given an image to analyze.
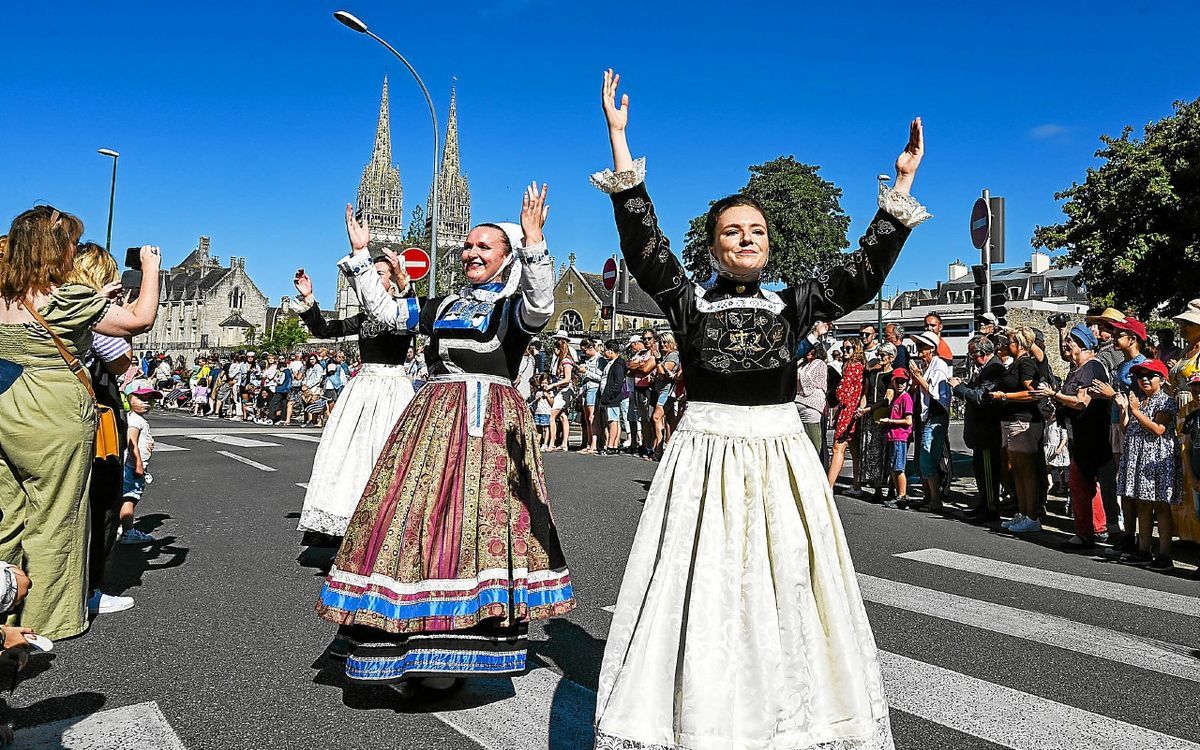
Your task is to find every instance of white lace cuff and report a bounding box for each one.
[878,185,932,228]
[338,250,373,278]
[517,239,550,265]
[589,157,647,194]
[291,295,315,314]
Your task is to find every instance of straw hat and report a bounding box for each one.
[1085,307,1125,324]
[1172,299,1200,327]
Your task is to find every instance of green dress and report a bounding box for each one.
[0,284,111,639]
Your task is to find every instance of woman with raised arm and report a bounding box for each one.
[290,240,417,541]
[316,184,575,697]
[591,70,930,750]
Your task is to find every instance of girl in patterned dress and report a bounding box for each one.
[827,338,865,491]
[1115,359,1180,570]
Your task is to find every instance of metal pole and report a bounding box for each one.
[875,174,890,344]
[609,256,618,339]
[981,188,992,316]
[103,154,118,253]
[360,28,440,296]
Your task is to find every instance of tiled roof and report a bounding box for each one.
[577,270,665,318]
[219,313,252,328]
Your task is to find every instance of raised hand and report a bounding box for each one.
[345,203,370,252]
[521,182,550,246]
[294,269,313,299]
[602,69,629,133]
[380,248,411,292]
[100,281,124,300]
[893,117,924,194]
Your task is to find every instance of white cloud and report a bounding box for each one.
[1028,124,1069,140]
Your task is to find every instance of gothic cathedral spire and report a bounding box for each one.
[430,81,471,256]
[356,76,403,245]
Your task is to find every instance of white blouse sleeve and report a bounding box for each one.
[514,240,554,332]
[336,250,421,331]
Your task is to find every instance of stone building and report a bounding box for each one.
[551,254,667,337]
[337,76,406,319]
[133,236,269,356]
[836,250,1088,362]
[429,83,471,288]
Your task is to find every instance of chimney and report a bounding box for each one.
[948,259,968,282]
[1030,251,1050,274]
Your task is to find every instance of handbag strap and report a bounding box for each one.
[23,297,98,401]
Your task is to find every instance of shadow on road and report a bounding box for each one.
[106,514,188,596]
[8,689,106,730]
[532,619,606,689]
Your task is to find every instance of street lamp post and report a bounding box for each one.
[98,148,120,253]
[875,174,891,343]
[333,10,440,297]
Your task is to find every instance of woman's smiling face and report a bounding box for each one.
[461,226,510,284]
[710,205,769,280]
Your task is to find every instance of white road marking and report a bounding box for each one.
[273,432,323,443]
[11,700,186,749]
[151,442,188,452]
[216,450,276,472]
[600,605,616,614]
[431,653,1200,750]
[896,548,1200,618]
[434,667,595,750]
[881,650,1200,750]
[859,574,1200,683]
[296,483,309,489]
[190,434,280,448]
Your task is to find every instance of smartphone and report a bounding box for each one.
[125,247,142,270]
[121,269,142,303]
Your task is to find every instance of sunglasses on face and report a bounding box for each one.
[1136,373,1160,381]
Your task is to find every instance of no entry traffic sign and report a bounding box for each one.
[602,257,618,291]
[401,247,431,281]
[970,198,990,250]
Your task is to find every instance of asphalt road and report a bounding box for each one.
[8,411,1200,750]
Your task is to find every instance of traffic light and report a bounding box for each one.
[971,264,1008,327]
[601,305,614,319]
[990,282,1008,327]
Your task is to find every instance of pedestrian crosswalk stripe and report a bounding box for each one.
[434,667,595,750]
[896,548,1200,618]
[189,434,280,448]
[11,700,186,749]
[881,650,1200,750]
[296,483,309,489]
[859,574,1200,683]
[152,442,188,452]
[272,433,323,443]
[216,450,276,472]
[430,650,1200,750]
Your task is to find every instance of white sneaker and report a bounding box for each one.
[1001,513,1026,529]
[1009,516,1043,533]
[120,529,156,545]
[87,590,134,614]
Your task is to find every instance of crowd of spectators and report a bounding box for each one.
[807,305,1200,580]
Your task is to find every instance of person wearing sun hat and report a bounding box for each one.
[1090,314,1149,553]
[1112,358,1180,570]
[1038,324,1113,549]
[1085,306,1127,373]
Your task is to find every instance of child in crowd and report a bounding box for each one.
[122,383,162,545]
[530,374,553,447]
[878,368,914,509]
[1045,417,1070,497]
[1114,359,1179,570]
[191,377,210,416]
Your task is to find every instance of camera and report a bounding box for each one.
[125,247,142,271]
[1048,312,1070,329]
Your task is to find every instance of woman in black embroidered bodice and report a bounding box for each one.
[593,71,929,408]
[291,264,413,366]
[590,69,931,750]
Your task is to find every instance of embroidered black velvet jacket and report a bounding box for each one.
[299,303,412,366]
[609,182,915,406]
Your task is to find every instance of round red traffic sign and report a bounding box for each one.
[602,257,618,291]
[401,247,431,281]
[969,198,990,250]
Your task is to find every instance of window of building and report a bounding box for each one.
[566,281,574,295]
[559,310,584,332]
[1007,287,1022,300]
[229,287,244,310]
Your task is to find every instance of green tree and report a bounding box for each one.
[682,156,850,283]
[242,324,257,347]
[1033,98,1200,318]
[259,316,309,354]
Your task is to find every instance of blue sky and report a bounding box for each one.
[2,0,1196,308]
